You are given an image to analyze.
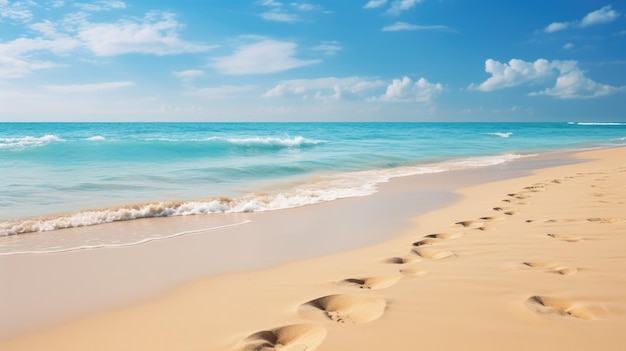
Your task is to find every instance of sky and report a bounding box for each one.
[0,0,625,122]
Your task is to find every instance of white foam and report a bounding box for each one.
[86,135,106,141]
[0,153,526,237]
[0,134,65,149]
[487,132,513,138]
[576,122,626,126]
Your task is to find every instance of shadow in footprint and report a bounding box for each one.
[523,261,578,276]
[340,276,401,290]
[299,294,386,324]
[412,247,456,260]
[525,296,596,320]
[547,233,583,243]
[235,324,327,351]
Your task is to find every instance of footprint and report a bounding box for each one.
[412,238,439,246]
[399,267,428,277]
[382,256,419,264]
[525,296,596,320]
[299,295,386,324]
[480,216,506,221]
[455,220,484,228]
[588,217,625,224]
[424,232,464,240]
[340,276,401,290]
[412,247,456,260]
[234,324,327,351]
[523,261,578,276]
[547,233,583,243]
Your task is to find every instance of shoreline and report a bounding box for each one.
[1,146,625,350]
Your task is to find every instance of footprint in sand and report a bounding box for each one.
[234,324,327,351]
[382,256,420,264]
[525,296,596,320]
[412,247,456,260]
[523,260,578,276]
[424,232,464,240]
[340,276,402,290]
[299,294,386,324]
[588,217,625,224]
[455,220,485,229]
[398,267,428,277]
[547,233,583,243]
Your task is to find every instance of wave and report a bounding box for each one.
[0,134,65,149]
[486,132,513,138]
[86,135,106,141]
[574,122,626,126]
[0,153,525,237]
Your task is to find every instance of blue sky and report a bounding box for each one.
[0,0,625,121]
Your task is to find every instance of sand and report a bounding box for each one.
[1,147,626,350]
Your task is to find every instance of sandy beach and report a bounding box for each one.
[1,146,626,351]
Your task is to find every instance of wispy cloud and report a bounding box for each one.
[43,81,134,93]
[387,0,423,16]
[172,70,204,81]
[74,1,127,12]
[186,85,257,98]
[0,9,213,78]
[382,22,451,32]
[470,58,625,99]
[258,0,321,23]
[363,0,388,9]
[263,76,387,100]
[544,5,620,33]
[210,40,320,75]
[0,0,35,23]
[312,41,342,55]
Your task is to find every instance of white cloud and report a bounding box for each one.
[43,81,134,93]
[470,58,624,99]
[580,5,620,27]
[530,69,622,99]
[544,5,620,33]
[78,12,211,56]
[470,58,556,91]
[544,22,569,33]
[382,21,450,31]
[263,76,386,100]
[363,0,387,9]
[173,70,204,81]
[387,0,422,15]
[0,0,35,22]
[563,43,574,50]
[0,54,58,78]
[260,9,300,23]
[210,40,320,75]
[378,76,443,103]
[312,41,342,55]
[74,0,127,12]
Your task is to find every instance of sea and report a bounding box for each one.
[1,122,624,254]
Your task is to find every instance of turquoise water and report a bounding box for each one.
[1,122,625,236]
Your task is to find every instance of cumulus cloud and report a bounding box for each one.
[544,5,620,33]
[43,81,134,93]
[382,21,451,31]
[470,58,624,99]
[210,40,320,75]
[186,85,256,98]
[378,76,443,102]
[258,0,321,23]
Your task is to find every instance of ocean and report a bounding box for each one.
[1,122,624,253]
